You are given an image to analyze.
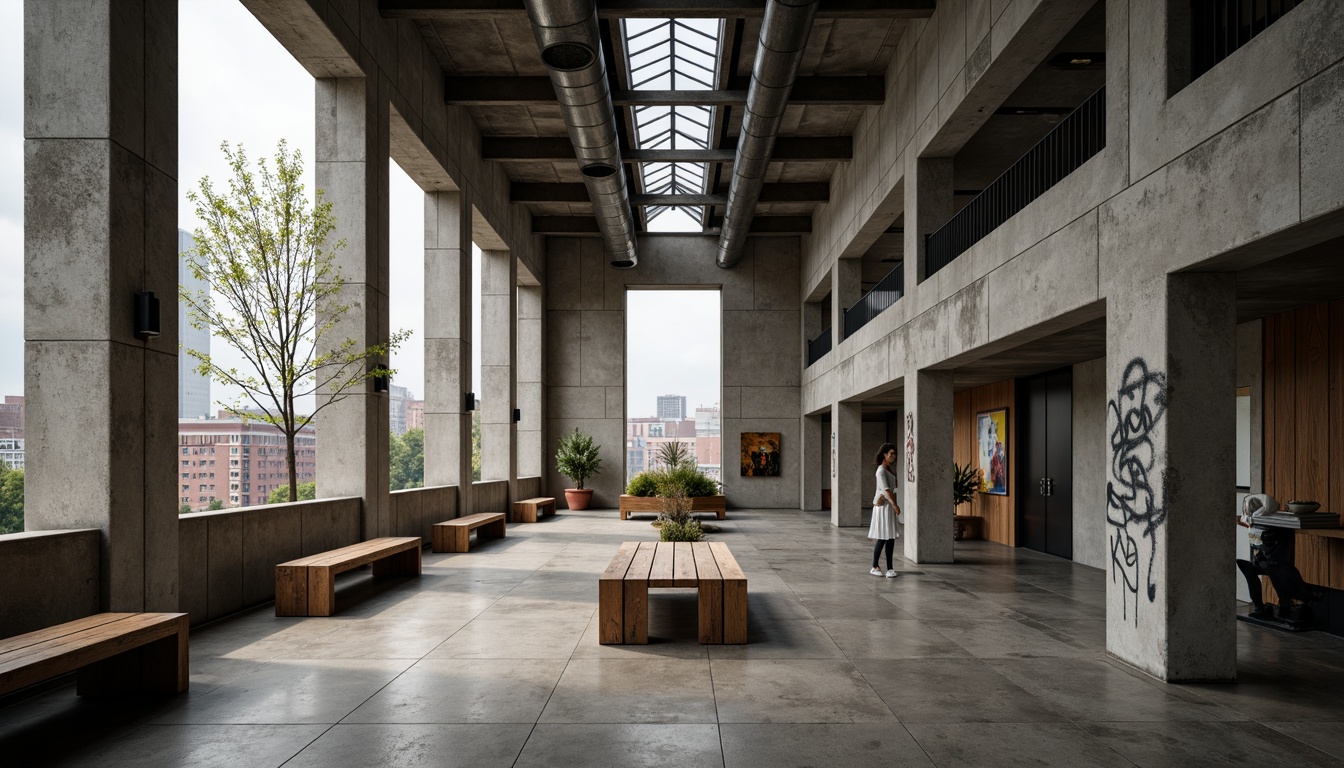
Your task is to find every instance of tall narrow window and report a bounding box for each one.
[625,290,722,486]
[388,158,425,491]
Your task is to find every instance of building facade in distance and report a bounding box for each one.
[178,414,316,510]
[656,394,686,420]
[178,229,212,419]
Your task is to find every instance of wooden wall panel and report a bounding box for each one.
[953,380,1016,546]
[1263,301,1344,594]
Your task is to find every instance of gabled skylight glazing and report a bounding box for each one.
[621,18,723,231]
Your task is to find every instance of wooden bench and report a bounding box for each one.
[0,613,189,697]
[275,537,421,617]
[432,512,506,553]
[512,496,556,523]
[599,541,747,645]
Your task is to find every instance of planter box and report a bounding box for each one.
[619,495,726,520]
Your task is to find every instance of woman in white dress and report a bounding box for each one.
[869,443,902,577]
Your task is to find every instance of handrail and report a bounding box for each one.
[807,326,832,366]
[842,265,904,338]
[925,86,1106,279]
[1191,0,1302,81]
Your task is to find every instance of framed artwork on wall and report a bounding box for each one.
[741,432,781,477]
[977,408,1008,495]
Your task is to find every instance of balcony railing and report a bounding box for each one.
[842,265,904,339]
[1191,0,1302,81]
[925,86,1106,279]
[807,326,832,367]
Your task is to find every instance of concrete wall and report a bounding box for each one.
[0,530,101,639]
[517,476,543,502]
[471,480,510,515]
[545,236,801,509]
[178,497,361,625]
[1072,357,1107,570]
[390,485,458,539]
[860,421,889,516]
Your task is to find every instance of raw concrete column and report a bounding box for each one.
[480,249,517,491]
[904,157,954,287]
[800,414,824,510]
[831,401,862,526]
[904,370,954,563]
[423,190,473,516]
[1104,272,1237,682]
[23,0,179,613]
[314,77,391,539]
[517,283,544,480]
[831,259,861,343]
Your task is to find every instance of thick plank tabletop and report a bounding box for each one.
[441,512,505,527]
[600,542,640,580]
[605,541,742,586]
[624,542,657,583]
[278,537,420,569]
[672,541,698,587]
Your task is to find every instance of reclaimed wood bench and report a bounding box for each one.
[512,496,557,523]
[432,512,506,553]
[599,541,747,645]
[275,537,421,617]
[0,613,189,697]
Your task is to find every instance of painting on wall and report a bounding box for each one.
[741,432,781,477]
[977,408,1008,495]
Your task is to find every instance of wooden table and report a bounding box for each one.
[599,541,747,645]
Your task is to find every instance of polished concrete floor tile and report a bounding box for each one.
[853,658,1065,723]
[150,659,414,724]
[424,617,588,659]
[797,591,916,620]
[923,618,1098,659]
[272,618,470,659]
[987,658,1245,723]
[572,614,709,659]
[48,724,327,768]
[514,724,724,768]
[906,722,1136,767]
[1083,721,1342,768]
[711,659,897,723]
[344,658,566,723]
[540,658,717,723]
[285,723,531,768]
[1266,722,1344,762]
[819,618,972,660]
[707,619,847,659]
[720,723,935,768]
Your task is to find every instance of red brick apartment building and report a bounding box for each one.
[178,414,316,511]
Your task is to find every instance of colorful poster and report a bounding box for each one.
[977,408,1008,496]
[741,432,781,477]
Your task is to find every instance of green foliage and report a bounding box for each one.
[181,140,408,504]
[626,471,659,497]
[952,462,980,508]
[267,482,316,505]
[556,428,602,489]
[471,411,482,482]
[654,441,694,470]
[0,463,23,535]
[180,503,192,515]
[659,516,704,542]
[391,428,425,491]
[207,498,226,511]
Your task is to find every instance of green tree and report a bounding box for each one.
[267,482,316,504]
[0,462,23,535]
[181,141,408,504]
[179,503,192,515]
[471,411,482,482]
[390,428,425,491]
[207,499,226,511]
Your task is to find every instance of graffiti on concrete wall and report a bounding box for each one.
[1106,358,1169,623]
[905,412,915,484]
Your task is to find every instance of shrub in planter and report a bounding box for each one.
[660,517,704,542]
[626,471,658,497]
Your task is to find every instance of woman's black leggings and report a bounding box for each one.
[872,539,895,570]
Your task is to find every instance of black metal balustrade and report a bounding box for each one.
[925,86,1106,280]
[1191,0,1302,81]
[842,265,904,339]
[807,326,832,367]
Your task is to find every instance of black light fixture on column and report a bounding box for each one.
[134,292,161,339]
[464,392,476,412]
[513,408,521,423]
[370,361,389,392]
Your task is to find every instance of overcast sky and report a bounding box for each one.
[0,0,720,416]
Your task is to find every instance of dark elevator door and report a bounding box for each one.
[1018,368,1073,559]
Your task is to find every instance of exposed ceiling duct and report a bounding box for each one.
[716,0,819,269]
[523,0,639,268]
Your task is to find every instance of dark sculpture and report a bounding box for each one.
[1236,495,1324,631]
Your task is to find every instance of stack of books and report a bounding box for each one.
[1253,511,1341,529]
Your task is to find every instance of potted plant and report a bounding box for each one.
[620,442,725,520]
[556,428,602,510]
[952,461,981,540]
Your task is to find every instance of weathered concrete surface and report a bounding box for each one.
[831,402,863,527]
[315,77,392,541]
[23,0,179,614]
[1071,356,1106,571]
[517,285,545,480]
[480,248,517,492]
[0,530,101,639]
[904,370,954,563]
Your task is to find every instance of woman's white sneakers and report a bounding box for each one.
[869,567,884,576]
[885,569,899,578]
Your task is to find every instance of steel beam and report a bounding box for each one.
[483,136,851,162]
[385,0,935,19]
[446,76,883,105]
[531,214,812,235]
[512,181,829,203]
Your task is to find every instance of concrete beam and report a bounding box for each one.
[447,77,884,106]
[510,182,829,205]
[532,215,813,235]
[385,0,935,20]
[483,136,852,163]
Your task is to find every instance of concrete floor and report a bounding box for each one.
[3,509,1344,767]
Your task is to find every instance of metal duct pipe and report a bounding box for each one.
[523,0,639,268]
[716,0,819,269]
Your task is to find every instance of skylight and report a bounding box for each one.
[621,18,723,231]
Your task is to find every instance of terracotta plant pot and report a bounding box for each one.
[564,488,594,510]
